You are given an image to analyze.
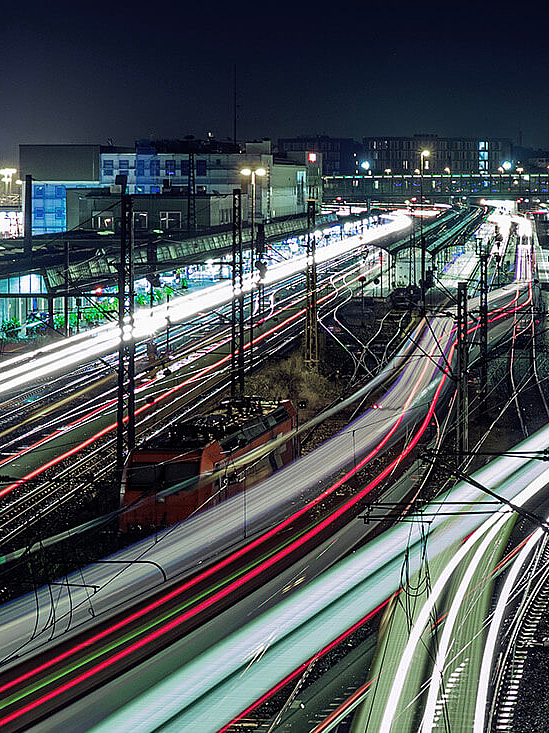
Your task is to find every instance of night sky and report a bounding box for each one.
[2,1,549,165]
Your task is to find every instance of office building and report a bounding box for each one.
[361,135,512,174]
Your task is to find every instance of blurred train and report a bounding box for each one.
[120,397,297,532]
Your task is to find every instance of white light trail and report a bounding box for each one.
[419,513,511,732]
[0,215,410,397]
[473,526,542,733]
[380,462,549,733]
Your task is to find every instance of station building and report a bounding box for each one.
[19,139,322,236]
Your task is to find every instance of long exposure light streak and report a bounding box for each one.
[0,218,533,729]
[380,458,549,733]
[0,216,410,396]
[1,281,528,727]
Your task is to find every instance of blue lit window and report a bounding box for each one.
[34,208,45,218]
[150,185,160,193]
[166,159,176,175]
[150,160,160,176]
[119,160,129,169]
[34,186,45,197]
[103,159,114,172]
[55,185,65,197]
[55,208,64,219]
[196,160,207,176]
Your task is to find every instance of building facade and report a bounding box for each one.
[66,189,234,233]
[361,135,512,174]
[20,140,322,236]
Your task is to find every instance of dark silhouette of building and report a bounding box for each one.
[278,135,361,175]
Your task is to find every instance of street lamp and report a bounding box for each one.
[516,166,524,197]
[384,168,392,175]
[444,167,451,175]
[420,150,430,312]
[240,166,266,371]
[360,160,371,171]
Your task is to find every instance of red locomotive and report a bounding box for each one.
[120,397,297,532]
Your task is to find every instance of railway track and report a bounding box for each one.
[0,254,376,548]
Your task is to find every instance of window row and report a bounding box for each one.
[102,159,208,176]
[34,185,66,198]
[34,208,65,219]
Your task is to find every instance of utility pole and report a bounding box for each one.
[116,180,136,478]
[231,189,245,396]
[479,248,489,414]
[419,150,430,310]
[233,63,237,146]
[304,199,319,368]
[187,152,196,234]
[256,222,265,317]
[64,242,70,336]
[24,174,32,258]
[457,281,468,461]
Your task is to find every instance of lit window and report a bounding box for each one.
[133,212,148,230]
[160,211,182,230]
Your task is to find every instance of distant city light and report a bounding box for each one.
[360,160,371,171]
[0,168,17,186]
[308,152,317,162]
[502,161,512,171]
